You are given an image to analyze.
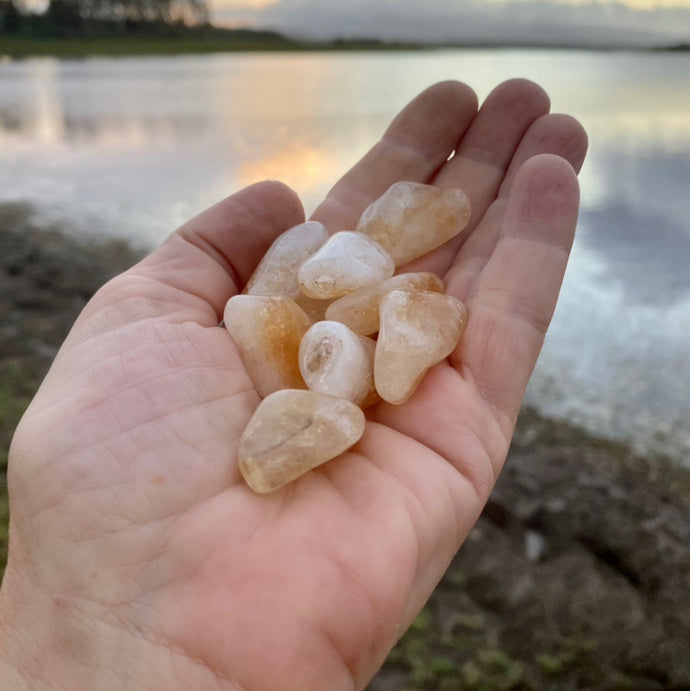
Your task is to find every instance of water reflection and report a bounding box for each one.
[1,50,689,463]
[578,145,690,306]
[580,203,690,306]
[0,59,65,145]
[235,143,343,196]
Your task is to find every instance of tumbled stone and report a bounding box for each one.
[375,289,468,404]
[325,272,445,336]
[247,220,328,299]
[246,220,330,322]
[223,295,311,397]
[299,321,376,406]
[298,231,395,300]
[239,389,366,493]
[356,181,471,266]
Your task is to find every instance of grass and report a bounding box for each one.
[0,36,424,59]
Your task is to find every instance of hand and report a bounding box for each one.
[0,80,586,690]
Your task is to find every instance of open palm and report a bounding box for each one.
[1,80,586,690]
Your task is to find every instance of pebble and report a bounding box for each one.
[230,181,470,492]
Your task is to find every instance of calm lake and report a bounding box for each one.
[1,50,689,465]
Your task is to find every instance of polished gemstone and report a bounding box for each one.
[356,181,471,266]
[325,272,445,336]
[298,321,376,406]
[223,295,311,397]
[247,220,328,300]
[298,231,395,300]
[375,289,468,404]
[238,389,366,493]
[245,220,330,321]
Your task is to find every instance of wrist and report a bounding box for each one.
[1,560,250,690]
[0,560,139,690]
[1,562,92,689]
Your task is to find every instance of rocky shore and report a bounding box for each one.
[1,204,688,689]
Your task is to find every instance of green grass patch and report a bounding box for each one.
[409,606,433,635]
[1,36,303,57]
[0,36,425,58]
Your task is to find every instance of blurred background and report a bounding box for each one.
[1,1,689,689]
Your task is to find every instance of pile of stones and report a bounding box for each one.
[224,181,471,493]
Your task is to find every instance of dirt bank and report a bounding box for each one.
[1,205,688,690]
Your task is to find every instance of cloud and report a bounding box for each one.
[212,0,690,46]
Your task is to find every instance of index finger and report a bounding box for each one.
[310,81,478,232]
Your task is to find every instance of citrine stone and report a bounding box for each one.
[223,295,311,397]
[356,181,471,266]
[375,289,468,404]
[325,272,445,336]
[298,321,376,406]
[238,389,366,493]
[247,220,328,299]
[245,220,330,321]
[298,231,395,300]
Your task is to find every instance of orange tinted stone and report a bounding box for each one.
[325,272,445,336]
[224,295,311,397]
[239,389,366,493]
[374,289,467,404]
[356,181,471,266]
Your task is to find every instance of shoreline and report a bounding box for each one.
[2,36,688,60]
[1,205,688,688]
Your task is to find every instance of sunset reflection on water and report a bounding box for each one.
[1,49,689,463]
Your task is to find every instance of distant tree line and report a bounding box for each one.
[0,0,212,37]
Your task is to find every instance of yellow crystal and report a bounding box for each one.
[325,272,445,336]
[245,220,331,322]
[374,289,468,404]
[356,181,471,266]
[223,295,311,398]
[238,389,366,493]
[246,220,328,300]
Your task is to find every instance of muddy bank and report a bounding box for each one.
[369,410,690,690]
[0,203,142,568]
[1,205,688,689]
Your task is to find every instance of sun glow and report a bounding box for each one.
[488,0,690,6]
[214,0,281,8]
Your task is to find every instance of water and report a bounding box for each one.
[1,50,689,464]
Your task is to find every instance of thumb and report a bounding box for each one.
[85,181,305,329]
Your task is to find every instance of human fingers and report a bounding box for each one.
[498,113,588,195]
[400,79,551,276]
[311,81,478,232]
[449,154,580,436]
[446,113,588,301]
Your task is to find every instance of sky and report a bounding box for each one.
[210,0,690,46]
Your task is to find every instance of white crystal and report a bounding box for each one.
[298,321,376,406]
[298,231,395,300]
[246,220,328,301]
